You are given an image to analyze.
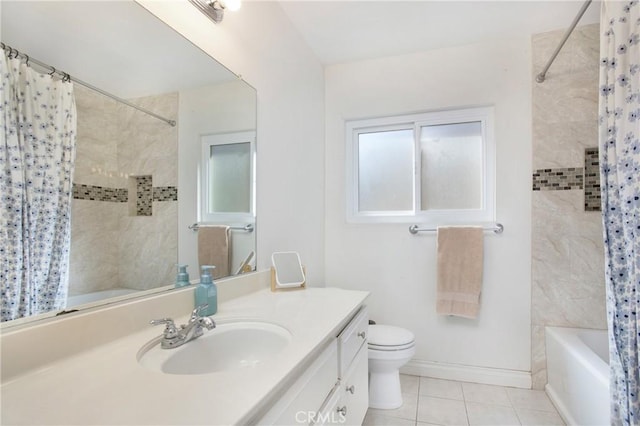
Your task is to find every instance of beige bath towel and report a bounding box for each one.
[198,225,231,279]
[436,226,484,319]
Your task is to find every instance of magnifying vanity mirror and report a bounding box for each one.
[1,1,257,325]
[272,252,306,289]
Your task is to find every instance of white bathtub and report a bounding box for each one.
[545,326,610,426]
[67,288,139,308]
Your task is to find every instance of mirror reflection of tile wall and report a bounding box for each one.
[69,85,178,297]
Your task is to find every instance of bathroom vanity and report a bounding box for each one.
[258,304,369,425]
[0,273,369,425]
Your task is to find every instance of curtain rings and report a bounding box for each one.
[24,55,30,67]
[49,67,56,77]
[62,73,71,83]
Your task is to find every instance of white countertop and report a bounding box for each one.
[1,287,369,425]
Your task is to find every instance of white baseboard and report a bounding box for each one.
[401,359,532,389]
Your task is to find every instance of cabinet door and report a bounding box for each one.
[312,386,342,426]
[259,340,338,425]
[315,345,369,426]
[339,344,369,425]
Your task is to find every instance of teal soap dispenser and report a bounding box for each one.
[195,265,217,316]
[175,264,190,288]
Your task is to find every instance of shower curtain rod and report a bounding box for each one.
[1,42,177,127]
[536,0,592,83]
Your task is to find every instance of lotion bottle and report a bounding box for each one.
[175,264,190,288]
[195,265,217,316]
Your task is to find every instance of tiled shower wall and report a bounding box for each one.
[531,23,607,389]
[69,85,178,296]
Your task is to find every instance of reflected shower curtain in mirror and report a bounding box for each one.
[0,50,77,321]
[599,1,640,424]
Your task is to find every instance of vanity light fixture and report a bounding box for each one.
[189,0,241,24]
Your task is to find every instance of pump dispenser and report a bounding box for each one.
[195,265,217,316]
[175,264,190,288]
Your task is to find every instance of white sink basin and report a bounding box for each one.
[138,321,292,375]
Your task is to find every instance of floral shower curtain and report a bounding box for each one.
[0,50,77,321]
[599,1,640,424]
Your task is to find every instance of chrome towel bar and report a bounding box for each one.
[409,223,504,235]
[189,223,254,232]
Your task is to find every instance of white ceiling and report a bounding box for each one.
[279,0,601,65]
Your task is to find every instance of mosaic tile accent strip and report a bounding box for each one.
[136,175,153,216]
[73,181,175,211]
[153,186,178,202]
[584,148,601,211]
[532,167,584,191]
[73,184,128,202]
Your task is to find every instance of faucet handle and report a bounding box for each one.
[191,304,209,320]
[150,318,179,338]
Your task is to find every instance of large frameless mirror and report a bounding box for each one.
[1,0,257,325]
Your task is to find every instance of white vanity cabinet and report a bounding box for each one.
[257,306,369,426]
[315,307,369,425]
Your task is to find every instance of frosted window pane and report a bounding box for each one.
[420,122,482,210]
[358,129,413,212]
[208,142,251,213]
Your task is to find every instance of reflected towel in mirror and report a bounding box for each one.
[198,225,231,279]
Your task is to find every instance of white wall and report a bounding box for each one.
[137,0,326,285]
[325,38,533,385]
[140,0,534,384]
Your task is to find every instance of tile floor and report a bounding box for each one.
[363,375,565,426]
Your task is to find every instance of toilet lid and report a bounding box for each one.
[368,325,415,347]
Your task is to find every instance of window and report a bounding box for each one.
[346,107,495,224]
[201,131,256,222]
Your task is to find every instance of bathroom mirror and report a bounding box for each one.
[0,0,257,324]
[271,252,306,289]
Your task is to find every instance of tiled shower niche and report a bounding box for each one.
[530,148,600,211]
[584,148,600,211]
[130,175,153,216]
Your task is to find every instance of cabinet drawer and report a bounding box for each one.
[337,307,368,378]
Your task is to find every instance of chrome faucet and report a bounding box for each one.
[150,304,216,349]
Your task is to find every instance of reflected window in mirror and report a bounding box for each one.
[201,131,256,222]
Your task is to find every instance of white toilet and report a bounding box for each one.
[367,324,416,409]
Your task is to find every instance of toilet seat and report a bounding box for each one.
[368,325,415,350]
[369,341,415,351]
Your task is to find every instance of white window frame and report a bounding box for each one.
[200,130,256,223]
[345,106,495,225]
